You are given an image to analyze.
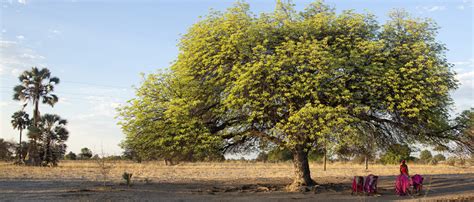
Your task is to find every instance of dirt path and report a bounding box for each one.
[1,174,473,201]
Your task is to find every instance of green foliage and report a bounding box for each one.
[79,147,93,159]
[117,72,225,162]
[12,67,68,166]
[65,151,77,160]
[11,111,30,131]
[28,114,69,166]
[267,147,293,162]
[11,111,30,162]
[0,139,15,161]
[308,148,325,162]
[452,109,474,153]
[13,67,60,125]
[255,152,269,162]
[117,1,460,183]
[16,142,28,161]
[121,147,141,162]
[419,150,433,164]
[433,154,446,162]
[380,144,412,164]
[122,172,133,186]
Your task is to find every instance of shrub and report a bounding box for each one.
[255,152,268,162]
[380,144,412,164]
[122,172,133,187]
[267,147,292,162]
[419,150,433,164]
[433,154,446,162]
[79,147,93,160]
[308,149,324,163]
[64,151,77,160]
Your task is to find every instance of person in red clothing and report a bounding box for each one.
[396,160,411,196]
[400,160,409,176]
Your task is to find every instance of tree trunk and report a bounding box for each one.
[291,145,315,188]
[34,99,40,127]
[19,129,23,162]
[43,135,51,166]
[323,144,327,171]
[30,99,41,166]
[365,155,368,170]
[323,153,327,171]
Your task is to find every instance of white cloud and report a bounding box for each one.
[0,40,47,77]
[453,60,473,67]
[426,6,446,12]
[16,35,25,40]
[17,0,26,5]
[456,71,474,89]
[417,5,447,13]
[457,5,465,10]
[452,69,474,113]
[20,53,45,60]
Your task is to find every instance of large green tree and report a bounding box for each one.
[119,1,463,188]
[11,110,30,162]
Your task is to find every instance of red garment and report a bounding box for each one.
[400,164,409,175]
[396,174,410,195]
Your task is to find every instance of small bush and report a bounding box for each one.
[433,154,446,162]
[429,158,438,165]
[419,150,432,164]
[122,172,133,186]
[255,152,268,162]
[267,147,292,162]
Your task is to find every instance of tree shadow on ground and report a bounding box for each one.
[0,173,472,201]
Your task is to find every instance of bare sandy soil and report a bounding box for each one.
[0,161,473,201]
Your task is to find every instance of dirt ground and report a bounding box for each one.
[1,161,473,201]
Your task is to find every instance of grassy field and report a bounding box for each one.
[1,160,472,182]
[0,161,473,201]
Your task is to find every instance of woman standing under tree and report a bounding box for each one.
[396,160,411,195]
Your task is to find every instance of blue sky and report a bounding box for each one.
[0,0,472,156]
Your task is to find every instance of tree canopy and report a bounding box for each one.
[118,0,464,188]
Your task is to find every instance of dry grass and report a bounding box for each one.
[0,160,472,184]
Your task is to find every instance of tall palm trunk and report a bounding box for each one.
[29,98,41,166]
[19,129,23,162]
[34,99,40,127]
[42,134,53,165]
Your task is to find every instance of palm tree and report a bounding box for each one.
[11,111,31,162]
[13,67,59,165]
[30,114,69,166]
[13,67,60,127]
